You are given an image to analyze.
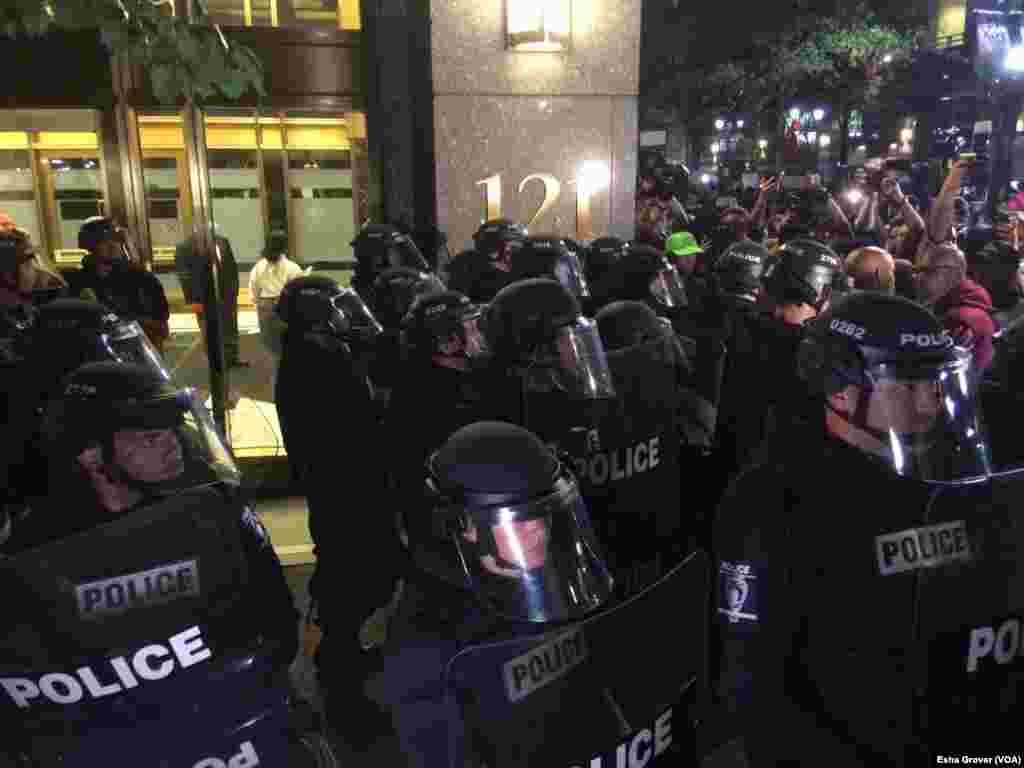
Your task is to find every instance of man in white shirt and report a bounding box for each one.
[249,230,308,358]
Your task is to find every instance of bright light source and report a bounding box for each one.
[577,161,610,195]
[715,119,725,131]
[710,142,720,153]
[900,128,913,143]
[889,142,899,151]
[882,53,893,64]
[819,134,831,147]
[789,108,801,121]
[1018,118,1024,133]
[507,0,571,52]
[700,174,711,184]
[847,188,863,205]
[758,139,768,149]
[813,108,825,121]
[736,120,745,129]
[807,131,817,144]
[858,144,867,152]
[1007,46,1024,72]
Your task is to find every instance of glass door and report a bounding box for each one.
[35,150,105,269]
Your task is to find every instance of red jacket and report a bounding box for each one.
[934,278,995,372]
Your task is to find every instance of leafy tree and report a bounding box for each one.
[792,16,923,165]
[1,0,264,104]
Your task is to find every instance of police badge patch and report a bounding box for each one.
[717,561,759,626]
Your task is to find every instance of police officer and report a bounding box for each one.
[1,361,299,763]
[712,292,1013,765]
[386,291,491,512]
[478,278,617,454]
[2,299,172,549]
[510,235,591,306]
[752,237,847,449]
[351,223,431,307]
[273,275,398,749]
[589,243,689,331]
[366,420,614,768]
[588,300,700,595]
[585,236,628,290]
[67,217,170,354]
[688,240,771,492]
[443,219,527,303]
[367,266,446,330]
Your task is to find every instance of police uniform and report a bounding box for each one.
[714,293,1017,764]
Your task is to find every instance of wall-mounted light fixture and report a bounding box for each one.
[576,161,610,240]
[507,0,571,52]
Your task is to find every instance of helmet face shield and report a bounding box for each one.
[863,349,991,484]
[649,264,688,309]
[101,321,171,382]
[328,289,383,343]
[386,236,430,272]
[447,475,613,622]
[554,252,590,299]
[460,309,490,359]
[523,318,616,400]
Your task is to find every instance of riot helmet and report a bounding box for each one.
[43,361,241,507]
[797,292,991,484]
[403,289,489,364]
[607,243,688,311]
[484,278,616,400]
[473,219,528,260]
[970,240,1024,310]
[595,300,670,352]
[369,267,446,329]
[586,237,628,287]
[276,275,383,345]
[351,224,430,297]
[763,238,845,313]
[410,226,450,273]
[513,236,591,300]
[714,240,769,300]
[417,421,613,622]
[17,299,171,391]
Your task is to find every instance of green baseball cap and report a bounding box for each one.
[665,231,703,257]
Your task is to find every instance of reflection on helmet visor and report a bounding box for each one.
[461,312,489,358]
[525,318,616,399]
[865,350,991,484]
[330,289,383,339]
[649,266,688,309]
[455,477,613,622]
[102,322,172,382]
[387,239,430,272]
[555,254,590,299]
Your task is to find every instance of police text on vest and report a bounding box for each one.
[0,625,212,709]
[574,437,661,487]
[875,521,970,576]
[193,741,260,768]
[966,617,1023,673]
[504,627,588,703]
[76,559,200,619]
[568,707,673,768]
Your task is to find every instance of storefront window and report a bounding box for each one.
[0,120,104,270]
[0,148,42,253]
[203,0,361,29]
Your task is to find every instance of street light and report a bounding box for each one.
[758,139,768,149]
[819,134,831,148]
[710,142,720,154]
[700,173,711,184]
[813,108,825,122]
[715,118,726,131]
[736,120,745,129]
[882,53,893,64]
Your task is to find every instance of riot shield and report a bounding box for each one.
[445,550,709,768]
[913,468,1024,756]
[0,489,294,766]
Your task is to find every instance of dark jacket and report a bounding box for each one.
[174,234,239,307]
[714,424,1024,765]
[934,278,996,373]
[66,256,169,328]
